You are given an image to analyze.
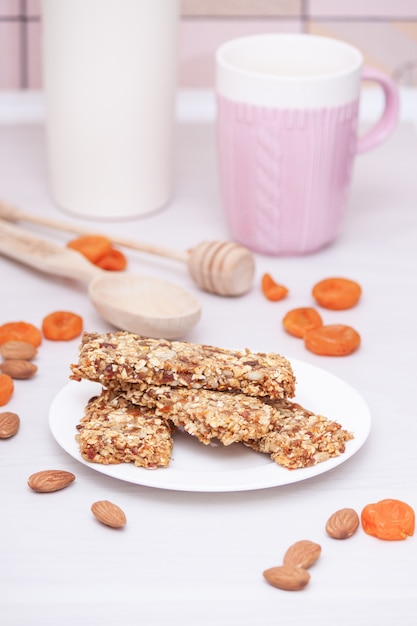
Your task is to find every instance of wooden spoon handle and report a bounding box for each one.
[0,199,256,297]
[0,199,188,263]
[0,218,102,283]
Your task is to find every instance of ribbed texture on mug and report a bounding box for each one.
[217,96,359,255]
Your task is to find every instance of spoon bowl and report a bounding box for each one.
[89,273,201,339]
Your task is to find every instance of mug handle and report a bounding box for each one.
[356,66,399,154]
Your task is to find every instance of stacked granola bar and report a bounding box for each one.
[71,331,353,471]
[75,389,174,469]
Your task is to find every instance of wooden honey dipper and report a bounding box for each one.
[0,200,255,296]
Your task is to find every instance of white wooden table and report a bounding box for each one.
[0,89,416,626]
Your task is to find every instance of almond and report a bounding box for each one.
[326,507,360,539]
[91,500,126,528]
[263,565,310,591]
[27,469,75,493]
[0,340,37,360]
[0,411,20,438]
[283,539,321,569]
[0,360,37,379]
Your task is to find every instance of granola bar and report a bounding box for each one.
[75,388,174,468]
[109,383,353,467]
[245,400,354,469]
[70,331,296,400]
[107,382,277,446]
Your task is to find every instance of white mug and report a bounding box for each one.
[42,0,179,220]
[216,34,399,255]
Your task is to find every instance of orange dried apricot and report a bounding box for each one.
[0,321,42,347]
[312,277,362,310]
[361,499,415,541]
[304,324,361,356]
[95,247,127,271]
[0,373,14,406]
[261,273,288,302]
[283,307,323,339]
[42,311,83,341]
[67,235,112,264]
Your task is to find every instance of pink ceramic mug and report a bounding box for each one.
[215,34,399,255]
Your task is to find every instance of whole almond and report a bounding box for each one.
[0,411,20,438]
[326,507,360,539]
[283,539,321,569]
[263,565,310,591]
[91,500,126,528]
[0,340,37,360]
[28,469,75,493]
[0,360,37,380]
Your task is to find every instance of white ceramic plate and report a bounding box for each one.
[49,359,371,492]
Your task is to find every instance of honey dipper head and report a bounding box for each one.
[187,240,255,296]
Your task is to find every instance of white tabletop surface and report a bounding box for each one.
[0,89,416,626]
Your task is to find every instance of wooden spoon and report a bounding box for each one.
[0,200,255,297]
[0,219,201,339]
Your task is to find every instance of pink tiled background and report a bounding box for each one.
[1,0,417,90]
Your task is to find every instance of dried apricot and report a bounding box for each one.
[95,247,127,271]
[312,277,361,310]
[283,307,323,338]
[42,311,83,341]
[67,235,112,264]
[304,324,360,356]
[0,373,14,406]
[361,499,415,541]
[261,273,288,302]
[0,321,42,347]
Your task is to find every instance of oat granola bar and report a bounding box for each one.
[110,383,352,467]
[107,381,277,446]
[70,331,296,400]
[75,388,174,468]
[245,401,354,469]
